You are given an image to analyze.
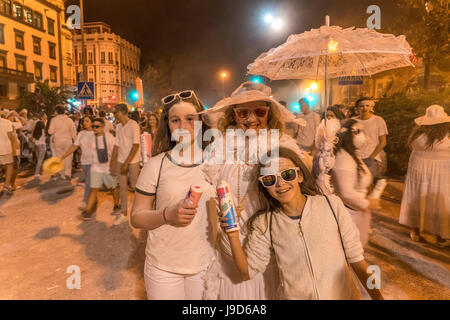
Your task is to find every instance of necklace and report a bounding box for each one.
[237,164,250,214]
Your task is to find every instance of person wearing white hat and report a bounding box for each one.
[200,81,311,300]
[399,105,450,247]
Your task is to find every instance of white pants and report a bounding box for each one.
[144,259,206,300]
[53,140,73,177]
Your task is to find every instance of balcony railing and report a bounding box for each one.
[0,67,34,81]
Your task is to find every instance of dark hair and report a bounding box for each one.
[152,92,210,156]
[408,122,450,150]
[114,104,129,115]
[247,147,323,231]
[130,110,140,122]
[298,97,309,106]
[56,106,66,114]
[145,112,160,135]
[82,116,94,128]
[83,107,93,115]
[333,119,367,181]
[93,118,105,125]
[99,110,106,117]
[218,101,284,133]
[323,105,345,121]
[355,97,373,108]
[32,120,45,141]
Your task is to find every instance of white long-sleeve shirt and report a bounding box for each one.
[245,195,364,300]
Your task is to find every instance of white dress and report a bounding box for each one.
[399,134,450,239]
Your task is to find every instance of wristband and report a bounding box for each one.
[162,208,168,224]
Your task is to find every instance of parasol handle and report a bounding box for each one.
[325,15,330,27]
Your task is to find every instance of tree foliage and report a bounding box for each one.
[394,0,449,88]
[19,80,69,116]
[375,88,450,177]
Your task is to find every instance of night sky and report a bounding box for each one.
[68,0,402,107]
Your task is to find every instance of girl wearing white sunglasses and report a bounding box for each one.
[221,147,384,300]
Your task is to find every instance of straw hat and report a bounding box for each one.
[200,81,306,127]
[42,157,64,175]
[414,105,450,126]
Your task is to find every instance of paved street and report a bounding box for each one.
[0,171,449,300]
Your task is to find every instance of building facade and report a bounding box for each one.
[0,0,73,109]
[72,22,141,107]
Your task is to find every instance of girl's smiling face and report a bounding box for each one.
[264,157,304,204]
[168,101,199,144]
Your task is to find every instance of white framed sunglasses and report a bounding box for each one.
[161,90,199,106]
[259,167,301,188]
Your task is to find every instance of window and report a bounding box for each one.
[0,24,4,44]
[48,42,56,59]
[15,55,26,72]
[74,49,78,64]
[12,2,21,19]
[34,12,43,29]
[0,51,6,68]
[115,53,118,65]
[50,65,57,82]
[14,30,24,50]
[108,52,113,64]
[101,52,105,64]
[23,7,32,24]
[34,62,42,80]
[88,52,93,64]
[0,83,7,97]
[1,0,12,15]
[33,36,41,55]
[47,18,55,35]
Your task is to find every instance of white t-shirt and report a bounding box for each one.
[296,112,321,148]
[135,152,215,274]
[354,115,388,161]
[48,114,77,145]
[89,133,118,173]
[0,118,13,155]
[74,130,94,165]
[116,119,141,164]
[104,119,114,134]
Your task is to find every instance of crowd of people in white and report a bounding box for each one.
[0,81,448,300]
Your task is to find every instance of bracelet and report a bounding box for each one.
[162,208,168,224]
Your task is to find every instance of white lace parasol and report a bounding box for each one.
[247,25,414,80]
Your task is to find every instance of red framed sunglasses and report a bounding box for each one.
[234,107,269,119]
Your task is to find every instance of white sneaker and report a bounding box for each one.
[113,214,128,226]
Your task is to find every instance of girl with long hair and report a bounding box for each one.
[31,118,47,177]
[331,119,373,247]
[145,112,159,139]
[60,116,95,210]
[400,105,450,246]
[222,146,383,300]
[130,90,215,300]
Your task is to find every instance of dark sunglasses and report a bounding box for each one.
[234,107,269,119]
[351,128,362,135]
[161,90,197,105]
[92,125,103,129]
[259,167,300,188]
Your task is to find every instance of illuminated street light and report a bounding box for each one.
[271,18,284,31]
[311,82,318,90]
[220,71,228,97]
[264,14,273,24]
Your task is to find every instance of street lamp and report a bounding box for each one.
[263,13,285,31]
[220,72,228,97]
